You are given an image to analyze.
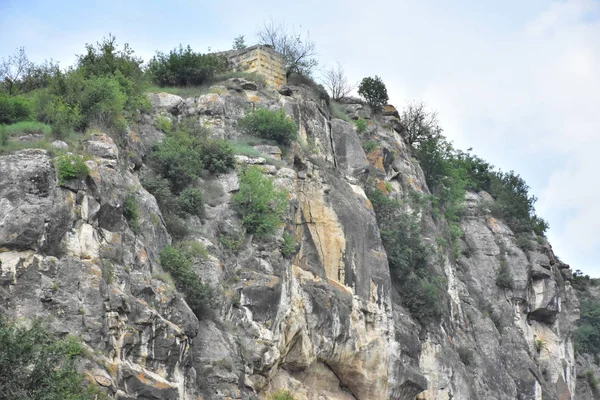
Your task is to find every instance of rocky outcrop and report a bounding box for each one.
[0,77,581,400]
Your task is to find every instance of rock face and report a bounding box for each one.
[0,84,581,399]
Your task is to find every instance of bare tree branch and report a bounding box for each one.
[0,47,32,95]
[400,101,442,146]
[322,62,356,101]
[257,20,318,78]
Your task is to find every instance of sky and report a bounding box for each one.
[1,0,599,276]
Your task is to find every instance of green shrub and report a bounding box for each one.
[151,134,204,193]
[219,231,245,253]
[0,317,102,400]
[54,154,90,184]
[271,390,295,400]
[496,261,514,290]
[177,187,204,217]
[0,93,32,124]
[164,214,189,240]
[362,140,378,153]
[587,370,598,390]
[232,166,289,237]
[238,109,297,146]
[123,192,141,234]
[155,115,172,133]
[355,118,368,135]
[366,185,442,323]
[148,45,227,87]
[281,232,297,258]
[516,234,533,251]
[200,138,235,173]
[534,338,547,353]
[358,76,388,107]
[142,176,179,212]
[159,244,213,318]
[35,92,82,138]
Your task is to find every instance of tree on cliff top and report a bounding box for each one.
[322,62,356,101]
[358,76,388,107]
[257,20,318,78]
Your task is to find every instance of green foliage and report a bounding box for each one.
[238,109,297,146]
[271,390,295,400]
[358,76,388,107]
[232,166,289,237]
[355,118,368,135]
[177,187,204,217]
[0,317,101,399]
[366,185,442,323]
[147,45,227,87]
[151,120,234,194]
[54,154,90,184]
[123,192,141,234]
[0,93,32,124]
[155,115,172,133]
[587,370,598,390]
[362,140,378,153]
[496,261,514,290]
[164,214,189,240]
[159,243,213,318]
[516,233,534,251]
[281,232,297,258]
[0,121,52,140]
[219,232,245,253]
[151,132,205,193]
[232,35,247,50]
[142,176,179,212]
[457,347,474,366]
[287,72,329,101]
[535,337,547,353]
[200,138,235,173]
[573,273,600,356]
[329,101,351,122]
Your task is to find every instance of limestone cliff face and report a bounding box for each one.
[0,78,579,399]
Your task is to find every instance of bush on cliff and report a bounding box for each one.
[238,108,297,146]
[366,185,443,323]
[232,166,289,237]
[159,243,213,318]
[147,45,228,87]
[0,317,102,400]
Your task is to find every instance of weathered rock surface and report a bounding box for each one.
[0,79,581,400]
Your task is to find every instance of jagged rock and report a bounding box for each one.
[224,77,258,91]
[147,92,183,113]
[86,133,118,160]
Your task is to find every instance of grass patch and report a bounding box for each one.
[123,191,141,234]
[1,121,52,137]
[329,101,352,122]
[145,71,266,98]
[229,139,284,167]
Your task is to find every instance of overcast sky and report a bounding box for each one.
[1,0,599,276]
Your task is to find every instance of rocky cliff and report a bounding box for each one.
[0,78,581,399]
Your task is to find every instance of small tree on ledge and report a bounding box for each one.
[358,76,388,108]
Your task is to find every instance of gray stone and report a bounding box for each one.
[51,140,69,149]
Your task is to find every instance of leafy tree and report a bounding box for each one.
[233,35,247,50]
[232,166,289,237]
[238,108,297,146]
[147,45,227,87]
[257,20,318,77]
[322,62,355,101]
[358,76,388,107]
[0,317,101,400]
